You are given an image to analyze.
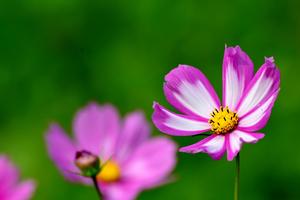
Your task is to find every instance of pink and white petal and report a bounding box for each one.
[116,111,150,162]
[0,156,19,192]
[236,57,280,117]
[73,103,120,161]
[122,137,176,188]
[226,130,265,161]
[238,90,279,132]
[100,181,141,200]
[152,103,211,136]
[9,180,35,200]
[164,65,220,119]
[45,124,85,183]
[179,134,226,160]
[222,46,254,110]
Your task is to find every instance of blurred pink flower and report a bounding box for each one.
[0,155,35,200]
[152,46,280,161]
[46,103,176,200]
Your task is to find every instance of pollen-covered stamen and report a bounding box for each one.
[209,106,238,134]
[97,160,121,183]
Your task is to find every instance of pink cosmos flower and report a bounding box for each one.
[0,155,35,200]
[46,103,176,200]
[152,46,280,161]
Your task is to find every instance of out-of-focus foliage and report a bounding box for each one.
[0,0,299,199]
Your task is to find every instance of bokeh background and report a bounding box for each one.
[0,0,299,199]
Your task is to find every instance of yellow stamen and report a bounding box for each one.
[96,160,120,183]
[209,106,238,134]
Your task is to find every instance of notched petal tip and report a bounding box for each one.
[164,64,194,83]
[265,56,275,64]
[224,45,242,55]
[152,101,159,109]
[177,64,191,68]
[165,64,197,77]
[224,46,252,63]
[152,103,165,120]
[263,57,277,70]
[263,57,279,71]
[152,103,167,124]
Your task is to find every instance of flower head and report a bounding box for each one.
[152,46,280,161]
[0,155,35,200]
[46,103,176,200]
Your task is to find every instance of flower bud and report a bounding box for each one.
[75,150,100,177]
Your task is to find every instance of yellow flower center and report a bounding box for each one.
[209,106,238,134]
[96,160,121,183]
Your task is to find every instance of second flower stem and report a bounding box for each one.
[92,176,103,200]
[234,153,240,200]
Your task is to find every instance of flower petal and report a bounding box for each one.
[179,134,226,160]
[45,124,84,182]
[152,102,211,136]
[116,111,150,161]
[164,65,220,119]
[122,137,176,188]
[0,156,19,192]
[236,57,280,117]
[100,181,140,200]
[9,180,35,200]
[222,46,254,110]
[226,130,265,161]
[238,90,279,131]
[73,103,120,160]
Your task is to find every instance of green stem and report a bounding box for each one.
[234,153,240,200]
[92,176,103,200]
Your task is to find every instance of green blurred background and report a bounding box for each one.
[0,0,299,199]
